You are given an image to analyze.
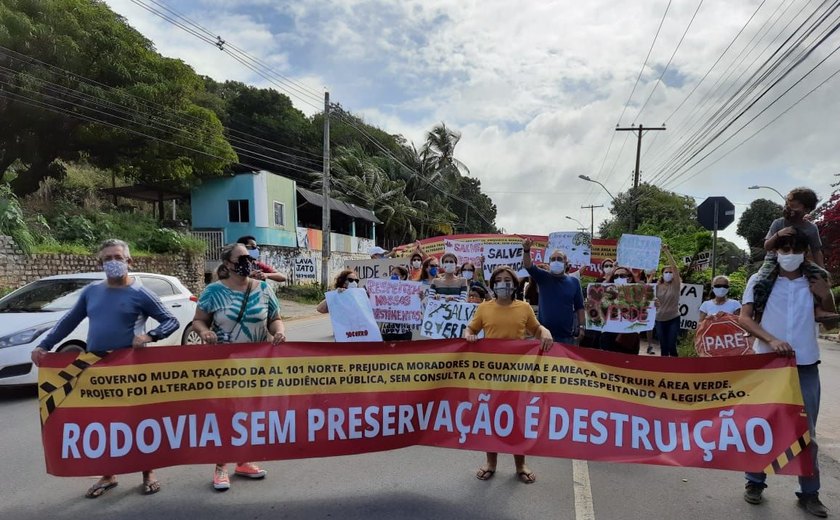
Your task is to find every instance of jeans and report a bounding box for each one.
[655,316,680,357]
[556,336,577,346]
[746,363,821,495]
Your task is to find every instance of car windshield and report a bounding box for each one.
[0,279,95,313]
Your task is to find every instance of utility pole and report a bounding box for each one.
[615,124,665,232]
[580,204,603,238]
[320,92,331,288]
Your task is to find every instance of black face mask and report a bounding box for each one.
[783,206,802,220]
[231,256,254,277]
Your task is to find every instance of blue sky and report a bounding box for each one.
[106,0,840,249]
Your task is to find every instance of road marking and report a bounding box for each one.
[573,459,595,520]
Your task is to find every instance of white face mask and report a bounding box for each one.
[346,281,359,289]
[462,270,474,280]
[662,272,674,283]
[613,276,629,285]
[494,282,513,299]
[412,260,422,269]
[549,261,566,274]
[603,267,614,276]
[777,252,804,272]
[443,262,456,274]
[712,287,729,298]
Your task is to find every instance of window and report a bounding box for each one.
[273,201,285,226]
[228,199,249,223]
[138,276,177,297]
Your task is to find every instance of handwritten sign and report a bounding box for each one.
[482,243,525,280]
[585,283,657,333]
[617,234,662,271]
[547,232,591,268]
[421,300,483,339]
[344,258,408,285]
[444,239,484,267]
[366,279,423,324]
[294,257,316,281]
[679,284,704,330]
[325,288,383,342]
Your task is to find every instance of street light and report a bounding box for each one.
[748,185,785,200]
[578,174,617,202]
[565,215,585,228]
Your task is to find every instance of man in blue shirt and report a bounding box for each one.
[31,238,178,499]
[522,238,585,345]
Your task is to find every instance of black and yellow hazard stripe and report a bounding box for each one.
[763,430,811,474]
[38,352,105,424]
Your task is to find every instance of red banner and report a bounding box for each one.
[38,340,812,477]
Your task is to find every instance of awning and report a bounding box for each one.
[297,187,382,224]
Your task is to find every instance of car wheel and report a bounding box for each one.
[182,324,203,345]
[57,343,85,354]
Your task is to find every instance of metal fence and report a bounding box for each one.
[188,229,224,262]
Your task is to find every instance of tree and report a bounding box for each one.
[737,198,782,261]
[815,189,840,281]
[599,183,701,240]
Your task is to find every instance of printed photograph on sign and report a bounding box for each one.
[547,232,591,268]
[585,283,656,332]
[616,234,662,271]
[366,279,424,325]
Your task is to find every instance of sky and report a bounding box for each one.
[104,0,840,249]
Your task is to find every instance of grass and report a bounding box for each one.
[677,330,698,358]
[276,284,325,305]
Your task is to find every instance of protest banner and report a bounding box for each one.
[585,283,657,332]
[617,234,662,272]
[679,284,704,330]
[294,257,317,281]
[325,288,383,342]
[482,242,525,280]
[547,232,591,268]
[365,279,423,325]
[694,314,755,357]
[344,258,408,285]
[444,239,484,267]
[421,300,483,339]
[581,239,618,278]
[393,234,549,263]
[38,340,812,478]
[682,251,711,272]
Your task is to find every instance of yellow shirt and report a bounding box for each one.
[468,300,541,340]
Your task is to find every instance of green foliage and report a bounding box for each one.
[136,228,205,255]
[277,284,325,305]
[737,198,782,260]
[677,330,698,358]
[0,184,35,253]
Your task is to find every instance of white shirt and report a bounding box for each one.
[699,298,741,317]
[742,273,819,365]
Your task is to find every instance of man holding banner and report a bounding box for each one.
[739,230,836,517]
[522,238,584,345]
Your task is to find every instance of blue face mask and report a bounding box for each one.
[429,267,439,277]
[248,248,260,259]
[390,274,400,281]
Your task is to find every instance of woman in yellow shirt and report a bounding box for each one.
[464,266,553,484]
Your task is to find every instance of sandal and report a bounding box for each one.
[475,467,496,480]
[143,479,161,495]
[85,480,118,499]
[517,470,536,484]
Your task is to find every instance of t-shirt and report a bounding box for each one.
[38,280,179,353]
[765,218,822,259]
[198,280,280,343]
[254,261,277,274]
[468,300,541,340]
[698,299,741,317]
[655,280,681,321]
[526,266,584,338]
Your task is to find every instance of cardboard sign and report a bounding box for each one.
[344,258,408,285]
[294,257,316,281]
[617,234,662,271]
[694,314,755,357]
[683,251,711,272]
[366,279,423,324]
[482,243,525,280]
[581,239,618,278]
[420,300,483,339]
[585,283,657,333]
[547,232,591,268]
[444,239,484,267]
[325,288,383,342]
[678,284,704,330]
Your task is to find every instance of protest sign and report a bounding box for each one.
[421,300,483,339]
[325,288,383,342]
[581,239,618,278]
[679,284,704,330]
[344,258,408,285]
[39,341,812,478]
[694,314,755,357]
[617,234,662,271]
[294,257,317,281]
[444,239,484,267]
[365,279,423,325]
[585,283,657,332]
[482,243,525,280]
[547,232,591,268]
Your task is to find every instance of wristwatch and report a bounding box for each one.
[147,330,160,341]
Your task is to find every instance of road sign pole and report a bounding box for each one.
[712,200,719,280]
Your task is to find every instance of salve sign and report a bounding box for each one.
[38,341,812,477]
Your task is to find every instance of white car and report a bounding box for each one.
[0,272,201,386]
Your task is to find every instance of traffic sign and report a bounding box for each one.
[697,196,735,231]
[694,315,754,357]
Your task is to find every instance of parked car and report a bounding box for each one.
[0,272,201,386]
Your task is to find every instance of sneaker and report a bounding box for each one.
[797,492,829,518]
[234,462,267,479]
[646,345,655,355]
[213,465,230,491]
[744,482,765,504]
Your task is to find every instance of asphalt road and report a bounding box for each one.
[1,317,839,520]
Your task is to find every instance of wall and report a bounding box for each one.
[259,245,367,286]
[0,236,205,295]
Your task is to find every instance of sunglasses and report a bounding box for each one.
[346,278,360,283]
[713,284,729,289]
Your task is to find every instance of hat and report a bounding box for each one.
[368,246,387,255]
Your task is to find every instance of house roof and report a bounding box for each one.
[101,184,188,202]
[297,187,381,224]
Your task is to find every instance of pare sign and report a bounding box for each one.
[694,315,755,357]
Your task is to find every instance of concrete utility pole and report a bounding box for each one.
[320,92,331,288]
[615,124,665,232]
[580,204,604,238]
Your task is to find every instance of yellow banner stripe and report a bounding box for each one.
[38,352,106,423]
[764,430,811,474]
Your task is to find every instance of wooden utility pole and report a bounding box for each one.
[615,124,665,231]
[320,92,331,288]
[580,204,603,238]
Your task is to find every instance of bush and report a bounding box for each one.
[0,184,35,253]
[277,284,325,305]
[136,228,205,255]
[677,330,698,358]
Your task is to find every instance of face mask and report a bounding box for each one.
[712,287,729,298]
[346,281,359,289]
[103,260,128,279]
[549,261,566,274]
[248,248,260,259]
[603,267,614,276]
[412,260,422,269]
[494,282,513,299]
[429,267,439,277]
[443,262,456,274]
[390,274,400,281]
[777,252,804,272]
[662,272,674,283]
[232,257,254,277]
[613,276,629,286]
[462,270,474,280]
[783,206,803,221]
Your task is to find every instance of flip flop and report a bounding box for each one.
[517,470,536,484]
[475,467,496,481]
[143,479,161,495]
[85,480,118,499]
